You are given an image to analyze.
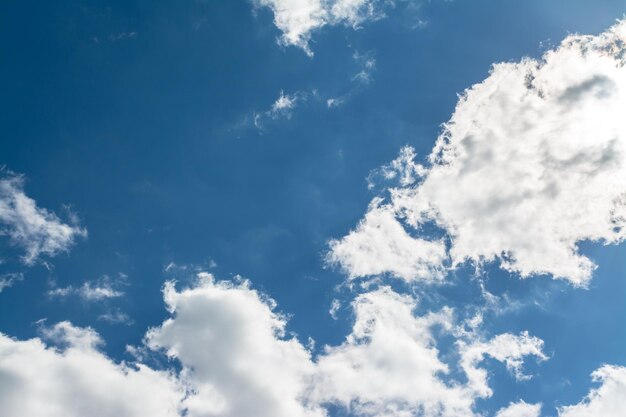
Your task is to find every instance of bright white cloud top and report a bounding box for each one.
[559,365,626,417]
[0,172,86,265]
[0,322,183,417]
[255,0,384,55]
[2,11,626,417]
[329,20,626,285]
[0,273,552,417]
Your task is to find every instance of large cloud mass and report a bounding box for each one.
[0,322,183,417]
[329,20,626,285]
[146,273,324,417]
[0,274,550,417]
[313,287,546,417]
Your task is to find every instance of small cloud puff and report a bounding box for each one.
[0,170,86,266]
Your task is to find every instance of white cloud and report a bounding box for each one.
[0,272,23,293]
[98,309,133,325]
[0,322,183,417]
[48,275,126,301]
[255,0,385,55]
[327,198,447,282]
[326,97,345,108]
[329,298,341,319]
[312,287,546,417]
[254,90,308,130]
[0,272,550,417]
[559,365,626,417]
[146,272,325,417]
[495,401,541,417]
[329,20,626,285]
[0,172,86,265]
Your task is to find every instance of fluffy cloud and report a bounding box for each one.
[559,365,626,417]
[313,287,546,417]
[0,273,549,417]
[329,20,626,285]
[495,401,541,417]
[0,172,86,265]
[459,332,547,398]
[0,322,183,417]
[327,199,447,281]
[146,273,324,417]
[255,0,384,55]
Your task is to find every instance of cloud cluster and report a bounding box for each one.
[0,322,183,417]
[329,20,626,285]
[313,287,546,417]
[0,172,86,265]
[255,0,385,55]
[146,273,324,417]
[0,273,550,417]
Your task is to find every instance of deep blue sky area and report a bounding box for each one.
[1,1,626,416]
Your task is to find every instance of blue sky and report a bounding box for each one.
[1,1,626,417]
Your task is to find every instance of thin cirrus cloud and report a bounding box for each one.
[47,275,126,302]
[0,322,183,417]
[2,11,626,417]
[328,19,626,286]
[0,272,552,417]
[0,171,86,266]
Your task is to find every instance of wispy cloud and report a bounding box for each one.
[254,0,385,56]
[98,309,133,325]
[48,274,127,302]
[0,170,87,266]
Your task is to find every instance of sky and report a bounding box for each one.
[1,1,626,416]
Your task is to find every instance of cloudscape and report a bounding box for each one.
[1,2,625,417]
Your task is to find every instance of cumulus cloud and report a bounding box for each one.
[329,20,626,285]
[253,90,309,130]
[98,309,133,325]
[495,401,542,417]
[351,50,377,84]
[255,0,385,55]
[459,332,547,398]
[313,287,547,417]
[0,272,23,293]
[0,172,86,265]
[0,322,183,417]
[0,273,549,417]
[146,273,325,417]
[327,198,447,282]
[559,365,626,417]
